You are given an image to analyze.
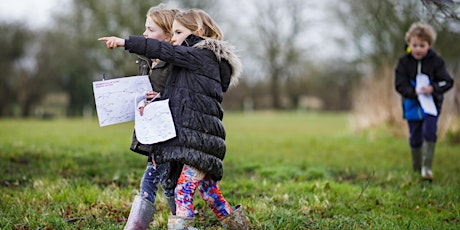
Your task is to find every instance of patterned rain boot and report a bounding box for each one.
[219,204,250,230]
[421,141,435,181]
[124,195,155,230]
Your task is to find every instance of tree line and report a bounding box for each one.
[0,0,458,120]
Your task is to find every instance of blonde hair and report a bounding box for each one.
[174,9,223,40]
[405,21,437,45]
[147,4,180,41]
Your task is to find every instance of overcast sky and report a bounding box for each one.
[0,0,69,27]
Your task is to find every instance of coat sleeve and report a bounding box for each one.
[125,36,205,71]
[432,57,454,94]
[394,57,417,99]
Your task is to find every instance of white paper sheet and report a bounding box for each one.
[134,99,176,144]
[93,75,152,126]
[416,73,438,116]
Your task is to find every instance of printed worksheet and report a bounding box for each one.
[134,99,176,144]
[93,75,152,126]
[416,73,438,116]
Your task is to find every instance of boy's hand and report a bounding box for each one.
[418,85,434,95]
[98,36,125,49]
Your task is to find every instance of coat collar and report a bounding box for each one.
[182,34,204,47]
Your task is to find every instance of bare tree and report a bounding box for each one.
[242,0,310,109]
[0,23,31,116]
[422,0,460,22]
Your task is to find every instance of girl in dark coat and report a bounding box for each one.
[99,9,249,230]
[394,21,453,181]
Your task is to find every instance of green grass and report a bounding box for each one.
[1,112,459,229]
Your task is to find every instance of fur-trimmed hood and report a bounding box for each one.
[193,38,242,88]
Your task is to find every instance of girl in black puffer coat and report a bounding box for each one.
[99,9,249,230]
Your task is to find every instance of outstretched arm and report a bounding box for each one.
[98,36,125,49]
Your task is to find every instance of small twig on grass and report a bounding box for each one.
[356,170,375,202]
[67,217,86,223]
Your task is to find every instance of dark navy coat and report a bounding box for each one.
[395,49,454,114]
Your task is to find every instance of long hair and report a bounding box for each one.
[174,9,223,40]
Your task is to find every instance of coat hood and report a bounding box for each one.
[193,38,242,88]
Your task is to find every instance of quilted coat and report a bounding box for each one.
[125,34,242,181]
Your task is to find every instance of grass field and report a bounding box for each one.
[1,112,459,229]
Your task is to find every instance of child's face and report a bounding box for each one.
[171,20,193,45]
[408,36,431,60]
[143,17,168,41]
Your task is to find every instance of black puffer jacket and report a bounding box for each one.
[395,49,454,114]
[125,34,242,180]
